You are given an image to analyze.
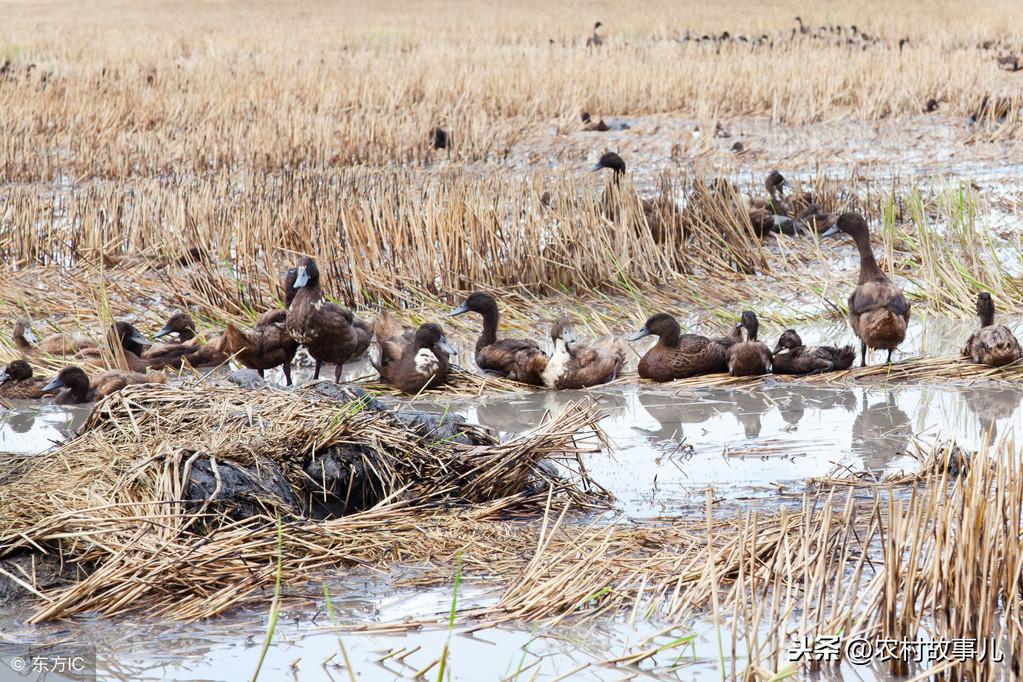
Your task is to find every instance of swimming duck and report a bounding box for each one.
[592,152,684,244]
[725,311,772,376]
[13,317,97,356]
[771,329,856,375]
[542,316,625,389]
[822,213,910,366]
[372,313,456,394]
[962,293,1021,367]
[42,365,166,405]
[449,291,548,385]
[627,313,727,381]
[285,257,372,383]
[0,360,52,399]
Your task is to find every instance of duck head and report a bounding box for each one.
[112,321,151,355]
[449,291,498,317]
[740,311,760,341]
[415,323,456,356]
[14,317,38,345]
[293,257,320,289]
[820,212,868,240]
[773,329,802,354]
[766,170,787,195]
[0,360,33,384]
[550,316,578,346]
[592,152,626,174]
[628,313,680,344]
[581,111,592,124]
[154,311,196,339]
[42,366,90,395]
[977,292,996,327]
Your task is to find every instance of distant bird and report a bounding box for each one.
[962,293,1021,367]
[586,21,604,48]
[581,111,610,132]
[592,152,684,244]
[429,127,449,150]
[924,97,939,113]
[822,213,910,366]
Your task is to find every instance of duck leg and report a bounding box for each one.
[334,363,343,384]
[885,349,893,365]
[860,342,867,368]
[283,362,292,387]
[313,359,322,380]
[258,369,265,378]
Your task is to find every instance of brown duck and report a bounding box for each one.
[963,293,1021,367]
[144,311,230,369]
[541,316,625,389]
[372,314,456,394]
[771,329,856,375]
[822,213,910,366]
[285,258,372,383]
[42,365,166,405]
[449,291,547,385]
[0,360,52,399]
[725,311,772,376]
[592,152,684,245]
[222,268,301,383]
[628,313,727,381]
[13,317,97,356]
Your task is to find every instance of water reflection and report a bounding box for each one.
[0,403,90,455]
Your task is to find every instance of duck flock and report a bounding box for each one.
[1,209,1019,404]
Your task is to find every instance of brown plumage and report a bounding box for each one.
[74,322,153,371]
[962,293,1021,367]
[822,213,910,366]
[449,291,547,385]
[541,316,625,389]
[372,314,455,394]
[725,311,772,376]
[593,152,684,245]
[628,313,727,381]
[285,257,372,383]
[223,322,299,385]
[13,317,97,356]
[42,365,166,405]
[771,329,856,375]
[143,311,200,365]
[0,360,51,399]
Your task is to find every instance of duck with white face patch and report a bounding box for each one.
[542,316,625,390]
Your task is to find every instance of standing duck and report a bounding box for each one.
[222,268,301,384]
[0,360,52,399]
[372,313,456,394]
[725,311,772,376]
[448,291,548,385]
[285,258,371,383]
[962,293,1021,367]
[42,365,166,405]
[627,313,727,381]
[771,329,856,375]
[542,316,625,389]
[822,213,910,366]
[592,152,684,245]
[12,317,97,356]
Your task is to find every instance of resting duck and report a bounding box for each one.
[449,291,547,385]
[771,329,856,375]
[42,365,166,405]
[822,213,910,366]
[74,322,151,371]
[0,360,51,399]
[372,313,456,394]
[725,311,772,376]
[628,313,727,381]
[963,293,1021,367]
[541,316,625,389]
[285,257,372,383]
[13,317,97,356]
[592,152,684,245]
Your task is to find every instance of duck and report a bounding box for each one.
[771,329,856,375]
[822,213,910,366]
[429,127,449,150]
[449,291,547,385]
[753,170,813,217]
[12,317,97,356]
[220,268,302,384]
[285,257,372,383]
[627,313,727,381]
[372,313,456,394]
[725,311,772,376]
[581,111,610,132]
[42,365,166,405]
[541,316,625,389]
[586,21,604,48]
[0,360,52,399]
[592,152,684,245]
[253,267,300,328]
[74,322,151,371]
[962,293,1021,367]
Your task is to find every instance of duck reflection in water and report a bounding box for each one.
[851,390,912,470]
[636,390,728,443]
[963,387,1022,442]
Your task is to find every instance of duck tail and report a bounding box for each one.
[373,312,404,343]
[222,323,251,354]
[835,345,856,371]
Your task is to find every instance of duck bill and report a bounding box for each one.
[130,332,152,347]
[448,302,469,317]
[627,328,651,342]
[562,328,577,345]
[0,372,9,385]
[438,336,457,356]
[23,328,38,344]
[820,225,840,238]
[293,266,309,288]
[590,162,605,172]
[42,377,65,393]
[153,325,173,339]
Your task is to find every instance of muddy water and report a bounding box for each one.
[2,345,1022,680]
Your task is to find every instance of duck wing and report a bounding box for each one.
[255,308,287,329]
[670,334,727,378]
[850,280,910,320]
[477,338,542,376]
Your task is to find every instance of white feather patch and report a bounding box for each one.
[542,339,571,388]
[414,348,440,377]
